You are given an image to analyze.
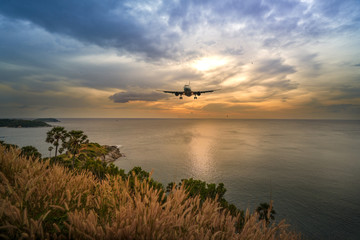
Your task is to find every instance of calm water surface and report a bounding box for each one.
[1,119,360,239]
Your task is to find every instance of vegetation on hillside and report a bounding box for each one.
[0,119,51,128]
[34,118,60,122]
[0,145,301,239]
[43,127,246,225]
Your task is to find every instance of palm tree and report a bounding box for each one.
[256,202,276,225]
[46,127,67,162]
[48,146,54,158]
[65,130,89,169]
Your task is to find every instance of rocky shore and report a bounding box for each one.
[102,145,122,163]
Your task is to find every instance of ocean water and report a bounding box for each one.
[1,118,360,239]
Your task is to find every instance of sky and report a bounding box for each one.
[0,0,360,119]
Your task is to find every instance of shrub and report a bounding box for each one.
[0,145,301,239]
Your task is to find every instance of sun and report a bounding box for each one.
[192,57,227,71]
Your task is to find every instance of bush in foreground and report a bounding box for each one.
[0,146,301,239]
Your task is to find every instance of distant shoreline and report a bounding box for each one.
[0,119,51,128]
[33,118,60,122]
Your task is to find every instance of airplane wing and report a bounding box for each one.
[193,89,221,95]
[162,90,185,95]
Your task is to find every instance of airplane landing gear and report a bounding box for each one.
[180,96,183,99]
[194,96,197,99]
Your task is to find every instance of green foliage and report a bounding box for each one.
[177,178,227,200]
[80,142,108,158]
[51,140,125,180]
[128,166,164,191]
[63,130,89,169]
[46,126,67,162]
[80,159,126,180]
[256,202,276,225]
[20,146,42,160]
[168,178,245,229]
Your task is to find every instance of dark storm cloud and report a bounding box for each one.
[0,0,180,60]
[1,0,358,61]
[0,16,170,91]
[109,91,168,103]
[0,17,66,69]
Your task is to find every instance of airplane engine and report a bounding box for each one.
[175,93,179,96]
[197,92,201,96]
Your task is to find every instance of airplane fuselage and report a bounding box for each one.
[184,84,192,97]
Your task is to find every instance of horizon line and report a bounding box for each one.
[1,117,359,121]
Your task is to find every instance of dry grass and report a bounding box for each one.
[0,145,301,239]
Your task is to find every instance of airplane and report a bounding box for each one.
[161,83,220,99]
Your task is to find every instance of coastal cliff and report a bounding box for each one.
[0,144,301,239]
[101,145,122,163]
[68,142,122,163]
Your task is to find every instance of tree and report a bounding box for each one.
[46,126,67,162]
[48,146,54,158]
[21,146,42,160]
[64,130,89,169]
[256,202,276,225]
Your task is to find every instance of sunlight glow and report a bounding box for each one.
[192,57,227,71]
[222,76,246,87]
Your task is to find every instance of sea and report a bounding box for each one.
[1,118,360,239]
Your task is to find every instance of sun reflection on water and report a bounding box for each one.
[188,123,218,179]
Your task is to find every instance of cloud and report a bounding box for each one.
[201,103,255,113]
[0,1,180,60]
[263,38,281,48]
[255,59,296,76]
[1,0,358,62]
[325,104,360,113]
[330,86,360,100]
[234,58,298,92]
[222,47,244,56]
[0,0,359,119]
[109,91,168,103]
